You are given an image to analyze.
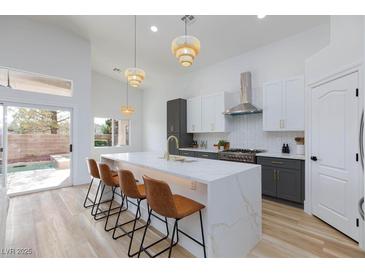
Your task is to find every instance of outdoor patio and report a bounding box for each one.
[7,168,70,196]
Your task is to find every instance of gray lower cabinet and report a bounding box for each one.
[195,151,218,160]
[276,167,302,203]
[261,165,277,197]
[179,150,218,159]
[257,156,304,204]
[179,150,196,157]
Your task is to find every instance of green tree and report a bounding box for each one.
[9,108,70,134]
[101,119,112,134]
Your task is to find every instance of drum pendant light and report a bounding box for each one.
[171,15,201,67]
[125,15,145,88]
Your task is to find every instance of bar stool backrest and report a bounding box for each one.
[118,170,140,199]
[86,158,100,179]
[143,175,178,218]
[98,163,115,187]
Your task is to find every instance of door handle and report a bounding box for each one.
[359,110,364,169]
[311,156,318,161]
[276,170,280,181]
[359,197,364,221]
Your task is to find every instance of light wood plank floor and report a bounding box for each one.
[3,185,365,258]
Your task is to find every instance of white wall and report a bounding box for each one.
[0,16,92,185]
[306,16,364,85]
[142,24,330,153]
[91,71,143,159]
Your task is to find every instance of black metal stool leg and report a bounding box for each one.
[199,210,207,258]
[176,219,179,242]
[138,209,152,258]
[93,184,105,220]
[137,211,177,258]
[83,178,95,208]
[91,180,102,216]
[104,187,116,231]
[127,200,141,257]
[168,220,178,258]
[112,195,126,239]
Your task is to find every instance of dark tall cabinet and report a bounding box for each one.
[167,99,193,155]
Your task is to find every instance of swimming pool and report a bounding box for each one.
[8,161,54,173]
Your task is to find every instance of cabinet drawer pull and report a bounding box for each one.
[271,161,283,165]
[280,119,285,129]
[273,170,277,182]
[201,154,209,157]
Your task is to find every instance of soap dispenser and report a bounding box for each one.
[285,144,290,154]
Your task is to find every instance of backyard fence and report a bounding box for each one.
[7,134,70,163]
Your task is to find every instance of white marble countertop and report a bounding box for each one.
[256,152,305,161]
[101,152,259,184]
[179,147,220,153]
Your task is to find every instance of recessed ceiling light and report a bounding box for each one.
[150,25,158,32]
[257,15,266,19]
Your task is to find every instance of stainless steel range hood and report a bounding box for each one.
[223,72,262,115]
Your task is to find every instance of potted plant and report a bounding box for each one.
[217,140,230,151]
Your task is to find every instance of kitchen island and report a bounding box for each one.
[101,152,261,258]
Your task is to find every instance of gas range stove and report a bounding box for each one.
[218,148,265,163]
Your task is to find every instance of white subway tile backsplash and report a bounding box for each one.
[194,115,304,153]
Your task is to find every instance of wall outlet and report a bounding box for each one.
[190,181,197,190]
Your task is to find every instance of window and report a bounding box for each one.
[0,66,72,97]
[94,118,130,147]
[113,119,130,146]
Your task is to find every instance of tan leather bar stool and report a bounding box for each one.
[112,170,150,257]
[94,163,127,227]
[138,175,207,258]
[84,158,118,209]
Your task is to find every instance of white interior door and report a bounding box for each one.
[311,72,360,241]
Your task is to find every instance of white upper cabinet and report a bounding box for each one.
[263,81,282,131]
[263,76,304,131]
[187,96,202,133]
[187,93,229,133]
[283,77,305,130]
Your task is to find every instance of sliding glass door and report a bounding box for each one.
[0,103,4,185]
[1,103,72,196]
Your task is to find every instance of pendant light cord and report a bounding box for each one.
[126,80,129,107]
[134,15,137,68]
[7,69,11,88]
[185,17,187,36]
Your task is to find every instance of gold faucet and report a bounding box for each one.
[165,135,179,160]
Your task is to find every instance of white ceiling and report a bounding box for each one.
[30,15,329,87]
